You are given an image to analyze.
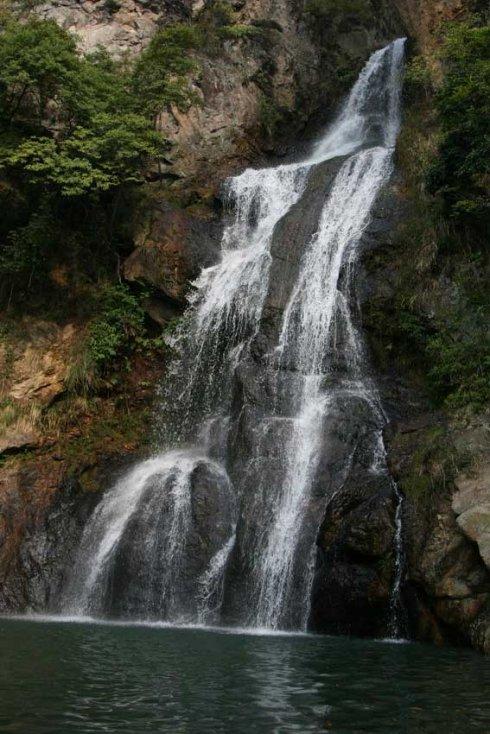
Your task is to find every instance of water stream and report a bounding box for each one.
[62,39,407,634]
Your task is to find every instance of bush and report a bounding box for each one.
[403,55,433,101]
[218,24,263,40]
[427,22,490,234]
[426,306,490,410]
[132,25,201,119]
[305,0,370,22]
[87,284,145,371]
[259,96,284,137]
[0,19,78,125]
[391,276,489,412]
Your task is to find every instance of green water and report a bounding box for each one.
[0,618,489,733]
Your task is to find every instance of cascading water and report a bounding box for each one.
[251,148,397,629]
[61,39,406,633]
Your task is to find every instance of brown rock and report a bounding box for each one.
[0,429,39,456]
[123,200,219,305]
[9,324,76,406]
[453,463,490,570]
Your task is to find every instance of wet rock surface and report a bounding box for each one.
[0,468,99,612]
[102,460,235,620]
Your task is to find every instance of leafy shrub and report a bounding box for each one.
[259,96,284,137]
[391,285,489,412]
[218,24,263,40]
[87,284,146,371]
[0,19,78,125]
[205,1,235,28]
[426,306,490,410]
[427,22,490,233]
[0,205,53,278]
[132,25,201,119]
[104,0,121,13]
[403,55,433,100]
[305,0,370,22]
[6,113,164,196]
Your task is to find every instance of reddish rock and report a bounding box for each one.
[123,200,220,305]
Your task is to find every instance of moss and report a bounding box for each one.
[0,397,23,431]
[394,427,463,510]
[58,403,153,476]
[218,25,263,40]
[259,96,285,138]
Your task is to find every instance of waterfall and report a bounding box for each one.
[61,39,406,632]
[252,148,395,629]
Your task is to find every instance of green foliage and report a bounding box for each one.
[0,19,78,125]
[0,202,53,277]
[218,24,263,40]
[305,0,370,22]
[403,55,432,100]
[392,279,489,412]
[0,19,198,303]
[0,22,168,197]
[67,283,169,393]
[6,113,164,196]
[427,22,490,232]
[132,25,201,119]
[86,284,145,371]
[206,1,235,27]
[388,28,490,416]
[426,305,490,410]
[259,96,284,137]
[194,1,265,53]
[104,0,121,13]
[398,427,460,507]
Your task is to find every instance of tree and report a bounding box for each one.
[427,23,490,233]
[0,18,200,302]
[132,25,201,120]
[0,19,78,126]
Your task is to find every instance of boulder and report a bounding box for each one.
[0,430,39,457]
[453,466,490,570]
[123,200,220,306]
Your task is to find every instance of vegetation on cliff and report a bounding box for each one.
[0,15,198,308]
[367,18,489,413]
[0,11,202,475]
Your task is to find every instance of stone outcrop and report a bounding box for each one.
[36,0,169,57]
[361,173,490,654]
[123,198,221,306]
[453,463,490,570]
[0,429,39,457]
[0,456,119,612]
[0,321,77,458]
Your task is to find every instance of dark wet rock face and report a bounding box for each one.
[220,151,402,633]
[0,476,98,613]
[311,481,395,637]
[101,461,235,621]
[359,175,490,653]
